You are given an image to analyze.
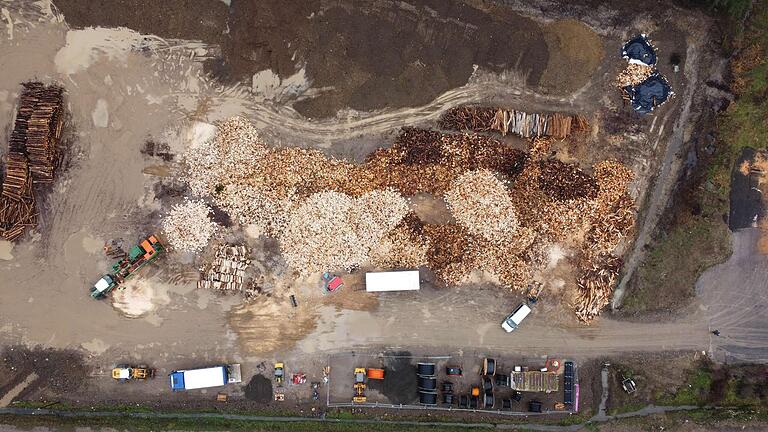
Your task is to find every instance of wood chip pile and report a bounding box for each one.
[161,199,219,253]
[198,244,258,298]
[0,82,64,241]
[439,106,588,139]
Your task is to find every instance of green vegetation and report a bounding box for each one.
[622,1,768,315]
[658,364,714,406]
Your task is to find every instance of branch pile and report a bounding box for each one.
[574,254,622,323]
[161,199,219,253]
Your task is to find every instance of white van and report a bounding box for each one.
[501,303,531,332]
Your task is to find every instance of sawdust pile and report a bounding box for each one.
[280,190,409,275]
[161,199,219,253]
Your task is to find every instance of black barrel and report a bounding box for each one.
[417,362,436,377]
[419,391,438,405]
[484,391,494,409]
[442,392,454,405]
[418,376,437,391]
[441,382,454,393]
[502,398,512,410]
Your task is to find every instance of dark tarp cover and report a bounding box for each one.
[623,73,672,114]
[622,35,657,65]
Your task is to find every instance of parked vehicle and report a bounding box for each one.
[112,364,155,382]
[501,303,532,332]
[169,364,241,391]
[274,362,285,385]
[446,366,463,376]
[91,235,163,299]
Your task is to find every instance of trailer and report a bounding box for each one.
[169,364,242,391]
[365,270,420,292]
[510,371,559,393]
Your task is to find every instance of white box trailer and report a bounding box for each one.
[169,364,242,391]
[365,270,420,292]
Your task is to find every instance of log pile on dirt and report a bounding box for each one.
[161,199,219,253]
[538,159,599,201]
[0,82,65,241]
[439,106,588,139]
[574,254,622,322]
[615,63,654,88]
[198,244,257,297]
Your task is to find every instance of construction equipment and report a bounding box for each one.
[353,367,367,403]
[292,373,306,385]
[112,364,155,382]
[274,362,285,385]
[367,368,385,380]
[322,272,344,294]
[90,235,164,299]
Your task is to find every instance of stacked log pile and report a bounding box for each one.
[0,82,64,241]
[198,244,257,298]
[439,106,588,139]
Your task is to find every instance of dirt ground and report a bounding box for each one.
[0,0,741,421]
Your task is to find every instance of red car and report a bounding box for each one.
[322,272,344,293]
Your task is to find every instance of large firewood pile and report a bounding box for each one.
[161,199,219,253]
[0,82,64,241]
[179,117,637,321]
[439,106,588,139]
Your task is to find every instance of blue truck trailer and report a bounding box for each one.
[169,364,242,391]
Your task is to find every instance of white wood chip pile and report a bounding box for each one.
[161,199,218,253]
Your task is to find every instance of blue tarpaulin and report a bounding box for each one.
[622,35,657,66]
[623,73,672,114]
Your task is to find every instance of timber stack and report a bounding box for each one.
[439,106,588,139]
[0,81,65,241]
[198,244,257,298]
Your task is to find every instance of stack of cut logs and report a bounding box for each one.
[198,244,257,297]
[439,106,588,139]
[0,82,64,241]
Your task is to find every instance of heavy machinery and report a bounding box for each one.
[322,272,344,294]
[112,364,155,382]
[367,368,385,380]
[274,362,285,385]
[353,367,367,403]
[90,235,164,299]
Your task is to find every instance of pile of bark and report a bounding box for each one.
[439,106,588,139]
[198,244,258,298]
[0,82,64,241]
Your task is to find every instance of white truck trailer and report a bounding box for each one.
[169,364,242,391]
[365,270,420,292]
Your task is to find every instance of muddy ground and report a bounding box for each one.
[0,0,744,421]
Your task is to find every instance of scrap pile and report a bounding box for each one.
[161,199,219,253]
[198,244,257,298]
[439,106,587,139]
[0,82,65,241]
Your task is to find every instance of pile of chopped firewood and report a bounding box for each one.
[198,244,258,298]
[538,159,599,201]
[574,254,622,323]
[0,82,64,241]
[439,106,588,139]
[615,63,654,88]
[161,199,219,253]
